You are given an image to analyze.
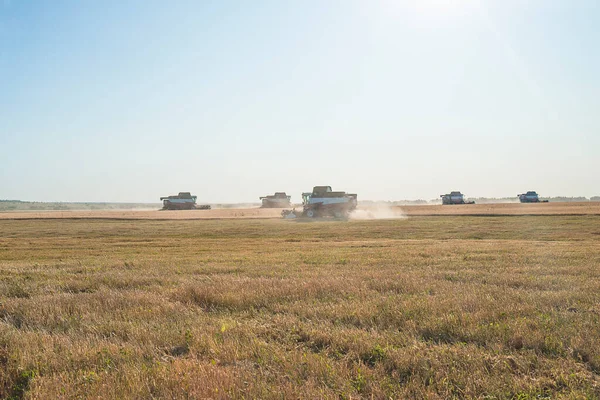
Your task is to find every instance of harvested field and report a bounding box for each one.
[1,214,600,398]
[0,208,284,220]
[1,201,599,220]
[399,201,600,216]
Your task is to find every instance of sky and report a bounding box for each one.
[1,0,599,203]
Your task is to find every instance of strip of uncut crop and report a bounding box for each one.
[0,216,599,398]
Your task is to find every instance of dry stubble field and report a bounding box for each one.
[1,210,600,398]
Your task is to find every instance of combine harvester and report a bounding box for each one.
[518,191,548,203]
[259,192,292,208]
[282,186,357,218]
[160,192,211,210]
[440,191,475,205]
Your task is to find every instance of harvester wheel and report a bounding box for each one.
[306,210,316,218]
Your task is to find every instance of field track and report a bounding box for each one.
[0,201,599,220]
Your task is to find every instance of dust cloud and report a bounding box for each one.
[474,198,521,204]
[349,204,406,220]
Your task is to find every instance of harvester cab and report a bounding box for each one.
[301,186,332,205]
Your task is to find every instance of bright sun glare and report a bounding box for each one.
[416,0,460,11]
[384,0,476,19]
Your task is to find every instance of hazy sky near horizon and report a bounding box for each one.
[1,0,598,203]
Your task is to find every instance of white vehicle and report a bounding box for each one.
[260,192,292,208]
[160,192,211,210]
[440,191,475,205]
[300,186,357,218]
[518,191,548,203]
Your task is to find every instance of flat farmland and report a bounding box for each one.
[1,201,599,220]
[1,214,600,398]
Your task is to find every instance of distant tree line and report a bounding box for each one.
[360,197,600,206]
[0,200,161,211]
[469,196,598,203]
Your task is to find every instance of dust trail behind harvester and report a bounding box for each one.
[349,204,406,220]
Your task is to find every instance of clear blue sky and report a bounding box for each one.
[1,0,598,203]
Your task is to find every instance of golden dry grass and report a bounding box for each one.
[1,216,600,399]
